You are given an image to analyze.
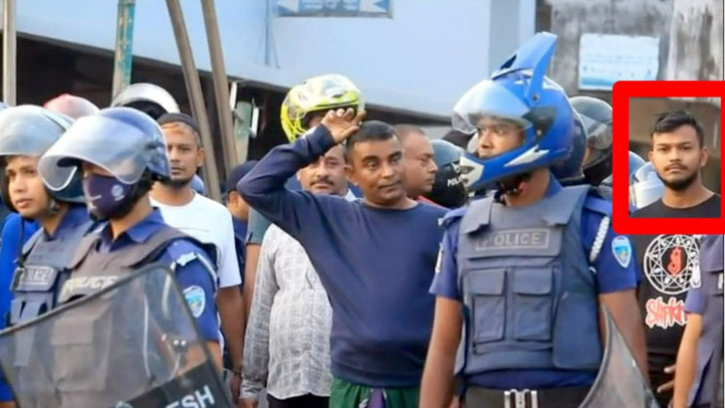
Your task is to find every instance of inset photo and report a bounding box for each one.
[628,98,721,219]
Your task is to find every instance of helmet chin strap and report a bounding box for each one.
[46,197,61,216]
[494,172,533,203]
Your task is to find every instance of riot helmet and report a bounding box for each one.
[0,105,82,212]
[454,32,576,192]
[630,162,664,209]
[111,83,180,120]
[423,139,467,208]
[571,96,613,186]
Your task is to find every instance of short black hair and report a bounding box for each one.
[651,110,705,147]
[346,120,398,158]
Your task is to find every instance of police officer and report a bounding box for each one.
[673,234,724,408]
[570,96,612,186]
[420,32,648,408]
[0,106,91,408]
[422,139,467,208]
[111,82,180,120]
[0,106,91,329]
[37,107,221,368]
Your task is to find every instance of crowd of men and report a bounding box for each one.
[0,31,721,408]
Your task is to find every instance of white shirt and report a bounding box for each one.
[151,192,242,288]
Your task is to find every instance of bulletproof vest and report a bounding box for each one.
[59,224,186,303]
[9,220,93,326]
[690,235,724,407]
[455,185,602,376]
[50,224,187,404]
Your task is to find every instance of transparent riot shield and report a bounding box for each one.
[0,263,232,408]
[579,306,659,408]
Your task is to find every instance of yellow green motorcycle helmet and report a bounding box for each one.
[280,74,364,142]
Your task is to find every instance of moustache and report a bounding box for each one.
[311,178,333,186]
[665,163,688,171]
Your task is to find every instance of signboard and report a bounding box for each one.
[579,34,660,91]
[277,0,391,17]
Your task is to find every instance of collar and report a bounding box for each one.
[232,217,247,239]
[343,189,357,202]
[462,174,565,234]
[100,209,166,248]
[545,175,563,198]
[46,205,90,240]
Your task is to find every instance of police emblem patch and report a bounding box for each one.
[612,236,632,268]
[183,285,206,318]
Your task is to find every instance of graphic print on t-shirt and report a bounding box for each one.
[642,234,700,329]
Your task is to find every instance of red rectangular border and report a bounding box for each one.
[611,80,725,235]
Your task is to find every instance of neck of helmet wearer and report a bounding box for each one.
[151,179,195,206]
[36,200,69,236]
[501,167,551,208]
[109,194,153,240]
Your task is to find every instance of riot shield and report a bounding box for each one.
[579,306,659,408]
[0,263,232,408]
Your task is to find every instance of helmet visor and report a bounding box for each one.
[452,79,532,135]
[39,115,166,190]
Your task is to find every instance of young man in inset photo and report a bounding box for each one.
[631,110,721,408]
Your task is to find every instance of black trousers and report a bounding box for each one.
[267,394,329,408]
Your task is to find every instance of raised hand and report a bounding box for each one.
[321,107,366,144]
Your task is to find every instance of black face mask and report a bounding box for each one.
[423,163,468,208]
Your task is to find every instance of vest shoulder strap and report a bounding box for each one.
[583,189,613,218]
[130,225,189,268]
[460,197,494,234]
[20,228,44,259]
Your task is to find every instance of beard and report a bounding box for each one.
[658,170,699,192]
[160,175,194,190]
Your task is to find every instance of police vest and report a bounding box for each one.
[50,224,192,404]
[689,234,724,407]
[9,220,93,326]
[59,224,188,303]
[455,185,603,376]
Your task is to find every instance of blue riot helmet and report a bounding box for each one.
[630,162,664,209]
[111,83,180,121]
[601,151,646,187]
[552,110,587,185]
[0,105,82,212]
[571,96,613,186]
[423,139,467,208]
[454,32,575,192]
[191,174,207,196]
[39,107,170,192]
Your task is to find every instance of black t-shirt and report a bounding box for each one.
[631,194,721,376]
[633,194,721,218]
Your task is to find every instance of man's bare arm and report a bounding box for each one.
[420,297,463,408]
[673,313,702,408]
[599,289,649,381]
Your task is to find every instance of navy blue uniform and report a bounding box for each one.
[430,177,640,389]
[94,210,219,342]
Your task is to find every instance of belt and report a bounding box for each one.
[465,386,590,408]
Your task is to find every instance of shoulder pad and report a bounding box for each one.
[166,238,219,291]
[165,238,212,265]
[439,207,467,229]
[583,193,612,218]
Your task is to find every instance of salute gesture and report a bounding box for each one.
[322,107,366,144]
